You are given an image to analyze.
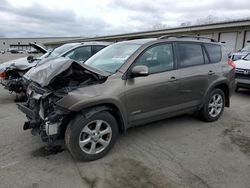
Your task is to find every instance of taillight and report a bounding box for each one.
[0,71,9,79]
[227,59,236,69]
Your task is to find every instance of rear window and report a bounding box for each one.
[177,43,204,68]
[204,44,222,63]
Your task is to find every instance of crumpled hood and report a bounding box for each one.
[235,60,250,69]
[0,57,37,71]
[24,57,109,87]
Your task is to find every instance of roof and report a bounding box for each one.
[44,19,250,46]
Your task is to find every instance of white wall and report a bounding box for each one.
[0,37,80,50]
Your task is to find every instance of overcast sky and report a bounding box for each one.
[1,0,250,38]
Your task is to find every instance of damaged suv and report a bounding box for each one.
[18,36,235,161]
[0,42,109,101]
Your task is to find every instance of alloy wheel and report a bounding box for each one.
[79,120,112,154]
[208,94,223,118]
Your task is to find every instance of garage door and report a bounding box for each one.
[244,31,250,47]
[219,32,237,54]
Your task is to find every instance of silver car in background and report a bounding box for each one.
[0,42,110,101]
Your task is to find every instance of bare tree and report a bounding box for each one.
[152,23,170,30]
[196,15,218,25]
[180,21,192,27]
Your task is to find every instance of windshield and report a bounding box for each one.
[38,52,51,59]
[232,54,243,61]
[243,53,250,61]
[241,46,250,52]
[85,43,141,73]
[47,43,78,58]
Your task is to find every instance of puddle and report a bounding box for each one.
[103,158,179,188]
[32,145,64,157]
[223,126,250,157]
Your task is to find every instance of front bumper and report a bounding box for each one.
[0,77,27,93]
[236,78,250,89]
[0,78,10,88]
[17,83,65,144]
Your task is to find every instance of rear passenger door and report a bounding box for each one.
[176,42,219,109]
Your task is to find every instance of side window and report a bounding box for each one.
[204,44,222,63]
[66,46,92,62]
[92,45,106,54]
[134,44,174,74]
[177,43,204,68]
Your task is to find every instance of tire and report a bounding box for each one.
[200,89,225,122]
[65,111,119,161]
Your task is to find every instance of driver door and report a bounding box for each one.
[124,43,180,126]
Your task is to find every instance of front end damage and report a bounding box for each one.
[18,83,67,144]
[17,59,108,145]
[0,68,29,93]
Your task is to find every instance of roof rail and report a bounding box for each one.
[158,35,217,42]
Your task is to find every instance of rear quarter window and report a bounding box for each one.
[204,44,222,63]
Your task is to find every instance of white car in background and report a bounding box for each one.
[229,45,250,61]
[235,53,250,91]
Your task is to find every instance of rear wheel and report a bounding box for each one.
[65,111,118,161]
[200,89,225,122]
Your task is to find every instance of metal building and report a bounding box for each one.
[44,19,250,54]
[0,37,82,51]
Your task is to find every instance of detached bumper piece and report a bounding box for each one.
[17,103,41,130]
[17,102,61,145]
[17,103,36,119]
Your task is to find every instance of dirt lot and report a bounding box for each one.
[0,54,250,188]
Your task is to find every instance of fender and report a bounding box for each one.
[79,104,126,132]
[200,78,230,108]
[57,96,128,132]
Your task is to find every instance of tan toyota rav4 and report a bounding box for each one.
[18,36,235,161]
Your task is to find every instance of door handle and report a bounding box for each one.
[208,70,215,75]
[169,76,177,82]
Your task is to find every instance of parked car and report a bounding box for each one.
[229,45,250,61]
[0,50,5,54]
[27,48,40,54]
[235,53,250,91]
[18,36,235,161]
[7,48,21,54]
[0,42,110,101]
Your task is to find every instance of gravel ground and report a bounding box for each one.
[0,54,250,188]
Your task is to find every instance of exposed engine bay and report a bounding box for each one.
[18,60,107,145]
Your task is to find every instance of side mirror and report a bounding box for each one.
[27,55,34,63]
[131,65,149,77]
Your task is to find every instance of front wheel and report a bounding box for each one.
[200,89,225,122]
[65,111,119,161]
